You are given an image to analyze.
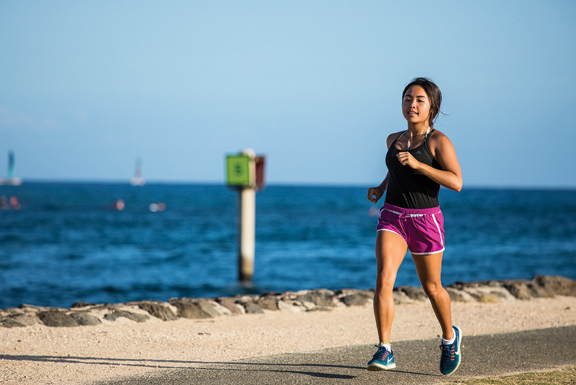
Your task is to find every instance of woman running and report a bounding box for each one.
[366,77,463,376]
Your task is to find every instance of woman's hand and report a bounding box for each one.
[396,151,421,170]
[367,186,385,204]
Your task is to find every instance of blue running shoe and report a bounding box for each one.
[440,326,462,375]
[367,345,396,371]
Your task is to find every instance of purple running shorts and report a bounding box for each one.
[376,202,445,255]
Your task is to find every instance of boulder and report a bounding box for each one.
[446,288,474,303]
[340,294,368,307]
[449,280,503,290]
[136,302,178,321]
[19,304,50,311]
[397,286,427,301]
[0,318,26,328]
[70,312,102,326]
[112,310,149,323]
[38,311,79,327]
[194,300,223,317]
[502,279,554,300]
[171,301,213,319]
[533,275,576,297]
[277,300,307,312]
[71,302,99,308]
[0,309,43,327]
[392,289,414,304]
[296,290,336,308]
[243,302,265,314]
[104,313,118,321]
[257,298,279,311]
[215,297,244,315]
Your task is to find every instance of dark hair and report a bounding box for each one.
[402,77,442,127]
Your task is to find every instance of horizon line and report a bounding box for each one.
[2,179,576,191]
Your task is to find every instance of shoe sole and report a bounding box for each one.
[367,362,396,371]
[441,325,462,376]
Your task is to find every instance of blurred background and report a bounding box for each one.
[1,1,575,309]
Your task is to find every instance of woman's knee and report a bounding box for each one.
[422,282,444,299]
[375,268,396,290]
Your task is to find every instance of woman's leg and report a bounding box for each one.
[373,231,408,344]
[412,252,454,340]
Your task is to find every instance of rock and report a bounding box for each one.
[19,304,54,312]
[335,289,360,296]
[216,297,244,315]
[232,294,260,304]
[257,298,279,311]
[0,318,26,328]
[1,307,25,316]
[280,292,299,301]
[172,301,213,319]
[207,300,233,316]
[503,279,555,300]
[169,298,223,319]
[449,280,503,290]
[136,302,178,321]
[397,286,427,301]
[38,311,79,327]
[104,313,118,321]
[503,281,533,300]
[260,292,283,297]
[340,294,368,307]
[70,312,102,326]
[243,302,265,314]
[4,275,576,329]
[358,289,375,299]
[465,290,501,303]
[448,281,473,290]
[277,300,307,312]
[195,299,223,317]
[300,301,316,310]
[71,302,99,308]
[463,286,516,303]
[392,289,414,304]
[7,313,42,326]
[533,275,576,297]
[296,290,336,308]
[112,310,149,323]
[446,288,474,303]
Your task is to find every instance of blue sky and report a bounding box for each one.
[1,1,575,188]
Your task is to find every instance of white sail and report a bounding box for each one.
[130,159,145,186]
[0,151,22,186]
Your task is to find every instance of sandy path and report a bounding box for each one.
[1,296,575,384]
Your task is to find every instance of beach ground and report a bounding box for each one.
[1,296,575,384]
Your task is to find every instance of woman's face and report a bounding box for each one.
[402,85,431,127]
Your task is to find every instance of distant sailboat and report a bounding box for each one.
[0,151,22,186]
[130,159,145,186]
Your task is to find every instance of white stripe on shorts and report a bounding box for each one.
[431,214,443,246]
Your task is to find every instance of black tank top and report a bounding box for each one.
[385,130,442,209]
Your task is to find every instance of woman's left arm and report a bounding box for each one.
[396,132,463,192]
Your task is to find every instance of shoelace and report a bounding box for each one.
[439,344,455,363]
[373,345,391,360]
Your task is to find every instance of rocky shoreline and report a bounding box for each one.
[2,275,575,329]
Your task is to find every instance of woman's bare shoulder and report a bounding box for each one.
[428,129,456,155]
[429,129,453,144]
[386,131,404,147]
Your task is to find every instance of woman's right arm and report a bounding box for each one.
[367,173,389,204]
[367,132,399,204]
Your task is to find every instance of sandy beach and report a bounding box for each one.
[1,293,575,384]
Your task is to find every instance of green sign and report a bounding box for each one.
[226,155,252,186]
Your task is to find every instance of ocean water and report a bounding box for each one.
[0,183,575,310]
